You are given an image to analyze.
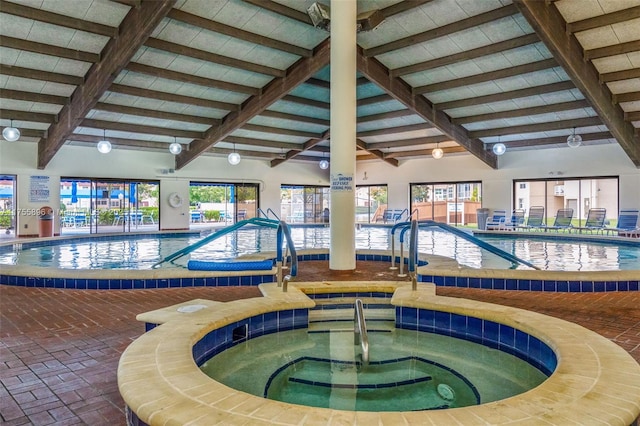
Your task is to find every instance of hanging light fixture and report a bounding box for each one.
[96,129,111,154]
[228,143,241,165]
[492,136,506,156]
[2,119,20,142]
[169,137,182,155]
[319,151,329,169]
[431,142,444,159]
[567,127,582,148]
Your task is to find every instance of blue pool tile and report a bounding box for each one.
[169,278,181,288]
[53,278,64,289]
[109,280,121,290]
[593,281,605,292]
[543,281,556,292]
[97,279,109,290]
[467,317,482,339]
[605,281,617,292]
[483,320,499,344]
[451,313,466,331]
[480,279,493,289]
[556,281,569,292]
[418,309,435,331]
[263,312,278,333]
[180,278,193,287]
[569,281,581,292]
[515,330,529,353]
[194,278,204,287]
[87,279,98,290]
[505,279,517,290]
[530,280,542,292]
[157,279,168,289]
[401,307,418,328]
[278,310,294,330]
[618,281,629,291]
[455,277,468,288]
[121,280,133,290]
[517,280,530,291]
[499,324,515,347]
[469,277,480,288]
[630,281,638,291]
[581,281,593,292]
[444,276,456,287]
[144,280,157,289]
[133,279,144,289]
[76,279,87,290]
[434,311,451,332]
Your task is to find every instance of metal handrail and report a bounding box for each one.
[354,299,369,366]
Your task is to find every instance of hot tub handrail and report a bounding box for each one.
[152,217,280,268]
[257,208,280,220]
[354,299,369,366]
[408,219,419,290]
[276,220,298,278]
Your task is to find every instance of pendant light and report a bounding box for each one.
[319,151,329,169]
[567,127,582,148]
[169,137,182,155]
[431,142,443,159]
[492,136,506,156]
[2,119,20,142]
[96,129,111,154]
[228,143,241,165]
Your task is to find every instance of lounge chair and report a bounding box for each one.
[485,210,507,230]
[517,206,545,231]
[500,209,526,230]
[572,208,607,234]
[543,208,574,232]
[604,209,639,236]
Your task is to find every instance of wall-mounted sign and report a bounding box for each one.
[29,175,50,203]
[330,173,353,192]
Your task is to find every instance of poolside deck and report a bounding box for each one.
[1,260,638,425]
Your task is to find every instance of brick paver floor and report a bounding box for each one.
[1,260,638,425]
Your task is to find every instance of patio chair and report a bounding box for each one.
[572,208,607,234]
[517,206,545,231]
[543,208,574,232]
[485,210,507,230]
[604,209,639,236]
[500,209,526,230]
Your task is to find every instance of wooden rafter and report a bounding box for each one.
[243,124,321,138]
[584,40,640,61]
[224,136,302,150]
[513,0,640,167]
[470,116,602,139]
[566,6,640,34]
[0,88,67,105]
[391,33,540,77]
[242,0,313,25]
[0,109,55,123]
[81,118,203,139]
[367,135,451,149]
[380,0,434,18]
[357,47,496,168]
[0,64,83,86]
[452,100,591,125]
[434,81,575,110]
[144,38,284,78]
[614,92,640,103]
[125,63,259,95]
[358,109,413,124]
[486,131,613,148]
[0,127,45,138]
[92,102,221,126]
[600,68,640,83]
[260,110,329,126]
[364,4,518,57]
[0,36,99,63]
[357,123,434,138]
[176,38,331,169]
[413,58,557,95]
[355,139,399,166]
[108,84,239,112]
[37,0,177,169]
[281,95,330,110]
[384,146,467,159]
[0,0,118,37]
[270,131,329,167]
[358,94,394,107]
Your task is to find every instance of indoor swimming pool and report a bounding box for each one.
[1,225,638,271]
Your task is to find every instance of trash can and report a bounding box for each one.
[476,208,490,231]
[38,206,54,237]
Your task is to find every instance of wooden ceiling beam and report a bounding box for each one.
[93,102,220,126]
[357,123,434,138]
[566,6,640,34]
[392,33,540,77]
[470,116,602,139]
[514,0,640,167]
[260,110,329,126]
[487,131,613,148]
[110,0,141,8]
[357,47,496,168]
[625,111,640,122]
[381,0,434,18]
[0,0,118,38]
[167,9,312,58]
[80,118,203,139]
[600,67,640,83]
[125,62,259,95]
[241,0,312,26]
[358,94,394,107]
[1,127,45,138]
[281,95,330,110]
[0,35,99,63]
[108,84,239,112]
[357,109,413,124]
[38,0,177,169]
[413,58,557,95]
[0,108,56,123]
[385,146,467,158]
[355,139,399,166]
[364,4,518,57]
[242,123,321,138]
[270,130,329,167]
[366,135,451,149]
[177,38,331,169]
[434,81,575,110]
[584,40,640,61]
[0,88,68,105]
[223,136,302,150]
[144,37,284,78]
[614,91,640,103]
[68,133,174,150]
[0,64,84,86]
[452,99,591,125]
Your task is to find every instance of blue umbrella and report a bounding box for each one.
[129,183,136,204]
[71,181,78,203]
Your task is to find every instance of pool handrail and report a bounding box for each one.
[408,219,418,290]
[354,298,369,366]
[276,220,298,278]
[152,217,281,268]
[390,220,540,271]
[257,208,280,220]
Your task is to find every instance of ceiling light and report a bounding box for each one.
[96,129,111,154]
[567,127,582,148]
[307,2,331,31]
[319,158,329,169]
[432,143,444,159]
[169,137,182,155]
[2,120,20,142]
[228,144,241,165]
[493,137,506,156]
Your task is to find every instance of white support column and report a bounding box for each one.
[329,0,357,270]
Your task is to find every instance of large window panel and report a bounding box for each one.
[410,181,482,227]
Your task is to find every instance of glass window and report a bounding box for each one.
[356,185,387,223]
[0,175,16,236]
[410,181,482,227]
[281,185,330,223]
[190,182,259,226]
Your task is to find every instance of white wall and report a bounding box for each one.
[1,140,638,236]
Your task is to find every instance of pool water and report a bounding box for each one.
[0,226,638,271]
[200,327,547,411]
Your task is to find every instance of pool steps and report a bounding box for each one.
[308,297,395,333]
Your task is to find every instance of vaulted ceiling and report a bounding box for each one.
[1,0,639,170]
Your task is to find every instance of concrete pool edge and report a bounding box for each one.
[117,281,640,425]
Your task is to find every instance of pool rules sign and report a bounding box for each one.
[330,173,353,192]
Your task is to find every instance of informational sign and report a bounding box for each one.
[330,173,354,192]
[29,175,50,202]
